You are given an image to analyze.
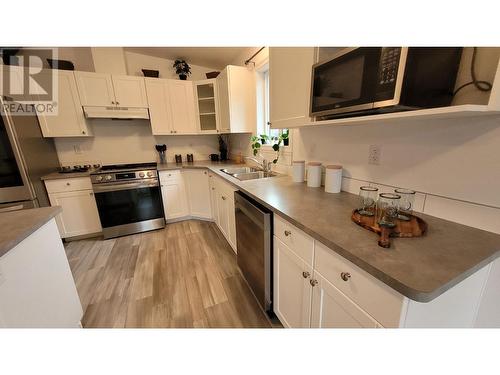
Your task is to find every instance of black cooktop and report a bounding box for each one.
[99,162,157,171]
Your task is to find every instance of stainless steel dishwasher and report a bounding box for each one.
[234,191,273,313]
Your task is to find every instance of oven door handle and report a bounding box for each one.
[92,181,159,193]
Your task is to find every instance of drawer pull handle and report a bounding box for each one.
[302,271,310,279]
[341,272,351,281]
[284,230,291,237]
[310,279,318,287]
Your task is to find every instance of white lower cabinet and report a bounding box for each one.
[273,237,312,328]
[208,172,218,222]
[310,272,380,328]
[159,171,189,220]
[213,174,237,252]
[45,177,101,239]
[273,215,395,328]
[184,170,211,219]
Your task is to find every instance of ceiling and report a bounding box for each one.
[123,47,254,70]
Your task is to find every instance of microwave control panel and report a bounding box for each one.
[378,47,401,85]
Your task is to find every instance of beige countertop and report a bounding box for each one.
[0,206,62,258]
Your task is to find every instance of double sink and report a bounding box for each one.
[220,167,278,181]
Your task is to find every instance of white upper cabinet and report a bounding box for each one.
[111,75,148,107]
[195,79,219,133]
[215,66,256,134]
[168,80,197,134]
[269,47,316,128]
[74,71,115,106]
[75,71,148,108]
[145,78,197,135]
[37,70,92,137]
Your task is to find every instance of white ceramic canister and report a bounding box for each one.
[324,165,343,193]
[306,162,322,187]
[292,160,305,182]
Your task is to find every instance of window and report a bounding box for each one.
[257,65,287,144]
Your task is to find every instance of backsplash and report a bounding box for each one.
[54,119,219,166]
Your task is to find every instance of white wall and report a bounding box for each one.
[91,47,127,75]
[124,51,216,80]
[54,120,219,166]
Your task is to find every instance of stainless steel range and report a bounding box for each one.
[91,162,165,239]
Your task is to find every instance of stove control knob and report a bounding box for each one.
[95,175,103,182]
[146,171,153,177]
[105,175,112,181]
[139,172,145,178]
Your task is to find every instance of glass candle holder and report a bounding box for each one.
[358,186,378,216]
[377,193,401,227]
[394,188,416,221]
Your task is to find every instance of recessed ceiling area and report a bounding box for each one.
[123,47,255,70]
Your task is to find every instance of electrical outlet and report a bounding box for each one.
[73,145,82,154]
[368,144,381,165]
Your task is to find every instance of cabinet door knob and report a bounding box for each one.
[116,102,120,105]
[111,101,115,105]
[302,271,310,279]
[221,196,226,200]
[341,272,351,281]
[310,279,318,287]
[212,187,215,190]
[66,182,70,186]
[82,130,86,134]
[89,192,93,195]
[284,230,291,236]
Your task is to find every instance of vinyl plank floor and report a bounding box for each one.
[66,220,273,328]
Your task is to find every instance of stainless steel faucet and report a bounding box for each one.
[245,156,273,173]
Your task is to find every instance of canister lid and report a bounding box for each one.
[326,164,342,169]
[307,162,322,166]
[292,160,305,164]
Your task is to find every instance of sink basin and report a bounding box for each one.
[220,167,261,175]
[231,171,278,181]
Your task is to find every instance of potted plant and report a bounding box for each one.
[173,59,191,80]
[249,132,288,164]
[281,129,289,146]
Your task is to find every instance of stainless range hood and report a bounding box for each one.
[83,106,150,120]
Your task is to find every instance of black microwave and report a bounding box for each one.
[310,47,463,119]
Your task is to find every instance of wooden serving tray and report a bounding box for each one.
[351,209,428,248]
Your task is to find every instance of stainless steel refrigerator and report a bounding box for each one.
[0,97,60,212]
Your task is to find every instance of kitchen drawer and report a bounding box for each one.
[44,177,93,193]
[159,169,182,182]
[314,241,404,327]
[214,174,237,200]
[274,215,314,266]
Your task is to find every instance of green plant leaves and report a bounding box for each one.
[272,144,279,151]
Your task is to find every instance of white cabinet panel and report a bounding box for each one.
[160,174,189,220]
[273,237,312,328]
[145,78,173,135]
[215,73,230,132]
[215,66,256,134]
[195,79,219,133]
[112,75,148,107]
[311,272,380,328]
[48,189,102,238]
[184,169,211,219]
[208,172,218,222]
[168,80,197,134]
[37,70,92,137]
[74,71,115,106]
[269,47,315,128]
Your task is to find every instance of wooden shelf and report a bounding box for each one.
[199,112,216,116]
[198,97,215,101]
[300,105,500,128]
